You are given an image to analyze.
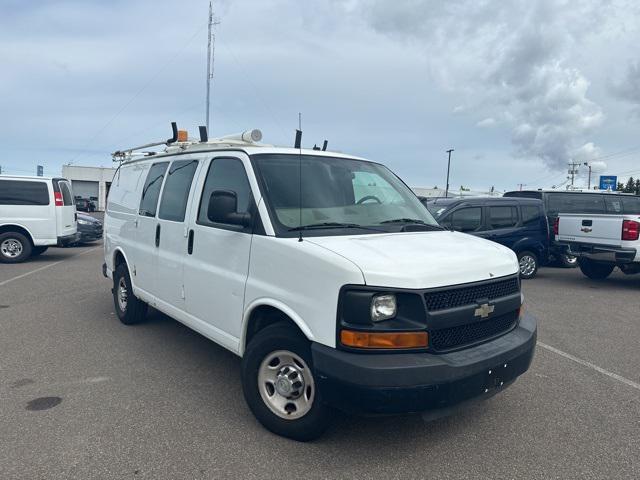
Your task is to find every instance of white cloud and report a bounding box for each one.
[476,118,496,128]
[348,0,634,169]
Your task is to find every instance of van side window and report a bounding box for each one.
[488,206,518,229]
[197,158,252,227]
[139,162,169,217]
[0,180,49,205]
[448,207,482,232]
[158,160,198,222]
[521,205,542,225]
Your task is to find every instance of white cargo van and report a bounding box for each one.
[103,125,536,440]
[0,175,78,263]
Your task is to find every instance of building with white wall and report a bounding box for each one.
[61,165,116,211]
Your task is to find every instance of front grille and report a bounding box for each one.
[424,277,519,311]
[430,312,518,351]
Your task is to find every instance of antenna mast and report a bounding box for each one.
[205,1,220,134]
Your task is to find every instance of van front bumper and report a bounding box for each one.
[311,312,536,415]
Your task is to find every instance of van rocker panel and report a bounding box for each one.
[312,312,536,414]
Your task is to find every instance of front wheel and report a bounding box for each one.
[578,258,615,280]
[113,264,148,325]
[0,232,32,263]
[518,251,539,279]
[241,323,331,441]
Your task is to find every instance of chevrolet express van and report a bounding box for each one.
[0,175,77,263]
[103,128,536,440]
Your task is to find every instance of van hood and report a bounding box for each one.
[306,231,518,289]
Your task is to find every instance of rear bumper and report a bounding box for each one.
[57,233,80,247]
[563,242,637,263]
[312,312,536,415]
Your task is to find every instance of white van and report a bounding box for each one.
[0,175,78,263]
[103,127,536,440]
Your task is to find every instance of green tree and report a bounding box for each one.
[635,179,640,195]
[616,182,625,192]
[624,177,635,193]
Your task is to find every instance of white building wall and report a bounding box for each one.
[62,165,116,211]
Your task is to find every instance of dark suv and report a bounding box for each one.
[424,197,548,279]
[504,190,640,267]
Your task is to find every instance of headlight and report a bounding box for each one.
[77,219,90,225]
[371,294,397,322]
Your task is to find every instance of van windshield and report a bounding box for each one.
[251,154,439,236]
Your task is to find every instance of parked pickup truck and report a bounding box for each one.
[556,213,640,279]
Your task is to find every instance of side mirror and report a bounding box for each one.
[207,190,252,228]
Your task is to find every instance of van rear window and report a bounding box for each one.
[0,180,49,205]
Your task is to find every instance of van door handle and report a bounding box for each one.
[155,224,161,247]
[187,229,194,254]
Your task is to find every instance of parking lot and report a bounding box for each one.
[1,240,639,479]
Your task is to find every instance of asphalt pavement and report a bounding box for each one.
[1,244,638,479]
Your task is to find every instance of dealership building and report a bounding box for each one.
[61,165,117,211]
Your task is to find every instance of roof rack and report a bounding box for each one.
[112,122,265,162]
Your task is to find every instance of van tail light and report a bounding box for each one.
[553,217,559,236]
[622,220,639,241]
[54,191,64,206]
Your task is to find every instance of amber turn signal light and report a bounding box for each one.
[340,330,428,349]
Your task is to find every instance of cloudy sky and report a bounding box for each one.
[2,0,640,192]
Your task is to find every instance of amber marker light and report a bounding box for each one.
[340,330,428,349]
[177,130,189,142]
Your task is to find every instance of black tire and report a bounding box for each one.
[517,250,539,279]
[0,231,32,263]
[578,258,615,280]
[32,246,49,256]
[559,254,578,268]
[113,263,148,325]
[241,323,331,441]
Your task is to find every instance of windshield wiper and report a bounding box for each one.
[288,222,384,232]
[379,218,446,230]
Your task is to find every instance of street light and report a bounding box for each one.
[445,148,454,198]
[583,162,592,190]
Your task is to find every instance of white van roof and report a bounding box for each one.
[0,174,56,181]
[112,125,366,164]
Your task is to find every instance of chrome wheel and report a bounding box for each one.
[117,277,128,312]
[519,254,536,277]
[258,350,315,420]
[1,238,23,258]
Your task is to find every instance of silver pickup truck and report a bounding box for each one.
[556,213,640,279]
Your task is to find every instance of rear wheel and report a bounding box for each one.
[0,232,32,263]
[113,263,148,325]
[517,251,538,279]
[32,246,49,256]
[241,323,331,441]
[578,258,615,280]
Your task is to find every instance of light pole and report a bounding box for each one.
[445,148,454,198]
[583,162,592,190]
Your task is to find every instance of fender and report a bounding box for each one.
[110,246,133,282]
[239,297,315,356]
[0,222,36,243]
[512,237,544,255]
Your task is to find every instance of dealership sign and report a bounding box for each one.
[599,175,617,190]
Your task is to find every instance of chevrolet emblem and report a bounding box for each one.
[474,303,495,319]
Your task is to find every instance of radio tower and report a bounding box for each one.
[205,1,220,135]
